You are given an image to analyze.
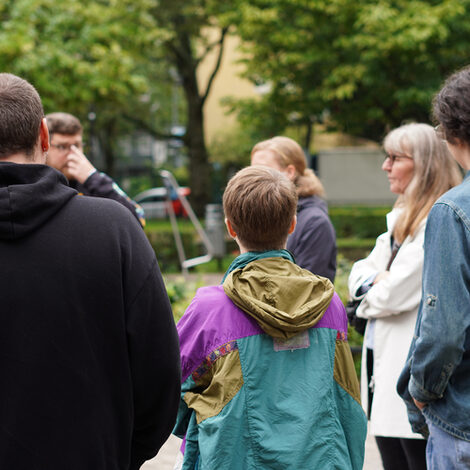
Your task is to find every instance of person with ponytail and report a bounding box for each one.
[348,123,462,470]
[251,136,337,282]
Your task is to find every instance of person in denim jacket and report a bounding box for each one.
[349,123,461,470]
[397,66,470,469]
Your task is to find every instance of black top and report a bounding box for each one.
[71,171,145,227]
[287,195,337,282]
[0,162,180,470]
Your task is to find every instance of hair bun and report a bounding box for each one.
[297,169,325,197]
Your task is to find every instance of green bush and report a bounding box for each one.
[164,276,204,323]
[330,205,390,239]
[146,205,387,270]
[337,238,375,262]
[145,219,238,273]
[145,221,204,272]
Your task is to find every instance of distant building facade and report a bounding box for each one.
[318,148,396,206]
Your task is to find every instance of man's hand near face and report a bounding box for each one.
[66,145,96,184]
[45,114,146,227]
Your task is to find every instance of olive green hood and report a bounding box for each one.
[223,257,334,340]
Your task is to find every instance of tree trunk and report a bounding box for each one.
[185,96,211,216]
[167,22,228,216]
[99,121,116,177]
[175,32,212,217]
[304,119,313,151]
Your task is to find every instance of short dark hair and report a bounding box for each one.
[0,73,44,159]
[223,166,298,251]
[433,65,470,145]
[46,112,82,136]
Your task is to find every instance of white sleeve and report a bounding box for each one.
[356,227,424,319]
[348,231,390,299]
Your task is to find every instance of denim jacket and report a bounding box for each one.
[397,172,470,441]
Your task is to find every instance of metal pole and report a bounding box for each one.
[159,170,213,272]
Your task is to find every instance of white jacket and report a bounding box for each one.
[348,208,424,439]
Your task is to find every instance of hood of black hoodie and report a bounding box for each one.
[0,162,77,240]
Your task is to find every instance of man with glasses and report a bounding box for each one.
[46,112,145,226]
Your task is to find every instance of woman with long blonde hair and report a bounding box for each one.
[251,136,337,282]
[348,123,462,470]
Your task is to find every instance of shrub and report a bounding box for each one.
[145,221,204,272]
[164,276,203,323]
[329,206,389,239]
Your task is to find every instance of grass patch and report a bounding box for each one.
[337,237,376,248]
[164,275,205,323]
[329,205,391,216]
[145,218,195,232]
[193,255,238,273]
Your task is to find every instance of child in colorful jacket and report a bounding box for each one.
[173,166,367,469]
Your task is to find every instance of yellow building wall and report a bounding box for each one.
[197,30,379,151]
[197,32,257,145]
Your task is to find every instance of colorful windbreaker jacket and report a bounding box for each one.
[174,257,367,470]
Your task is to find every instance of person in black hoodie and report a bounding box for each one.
[46,112,146,227]
[0,73,181,470]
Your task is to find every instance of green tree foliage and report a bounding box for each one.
[232,0,470,143]
[145,0,237,214]
[0,0,233,212]
[0,0,160,173]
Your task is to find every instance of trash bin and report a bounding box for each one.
[205,204,226,258]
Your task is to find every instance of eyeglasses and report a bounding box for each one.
[50,142,83,153]
[435,125,446,142]
[384,154,413,164]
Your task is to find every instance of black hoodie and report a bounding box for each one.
[0,162,180,470]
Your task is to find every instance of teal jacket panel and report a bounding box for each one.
[178,329,365,470]
[174,283,366,470]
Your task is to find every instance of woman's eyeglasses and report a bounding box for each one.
[384,154,413,164]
